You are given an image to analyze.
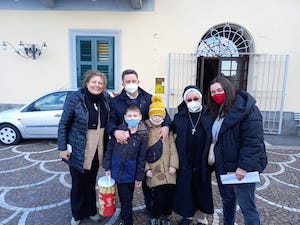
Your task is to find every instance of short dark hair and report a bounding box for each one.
[207,75,236,118]
[125,103,141,114]
[122,69,138,81]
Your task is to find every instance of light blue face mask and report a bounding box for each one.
[125,119,140,128]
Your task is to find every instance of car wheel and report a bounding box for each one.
[0,124,22,145]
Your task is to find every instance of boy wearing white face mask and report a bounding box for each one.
[172,85,214,225]
[145,96,179,225]
[103,103,149,225]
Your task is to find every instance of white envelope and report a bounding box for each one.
[220,171,260,184]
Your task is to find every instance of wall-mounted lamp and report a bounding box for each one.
[1,41,47,60]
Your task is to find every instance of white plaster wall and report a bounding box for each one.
[0,0,299,111]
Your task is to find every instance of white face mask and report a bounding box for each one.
[149,117,164,126]
[125,83,138,94]
[187,101,202,113]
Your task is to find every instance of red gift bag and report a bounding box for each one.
[97,176,116,217]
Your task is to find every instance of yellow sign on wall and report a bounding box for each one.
[155,77,165,94]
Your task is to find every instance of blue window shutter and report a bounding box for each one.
[76,37,93,87]
[76,36,114,89]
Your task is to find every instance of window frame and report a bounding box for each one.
[76,36,114,89]
[69,29,121,91]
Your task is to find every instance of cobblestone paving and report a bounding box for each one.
[0,140,299,225]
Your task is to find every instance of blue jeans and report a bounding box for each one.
[217,176,260,225]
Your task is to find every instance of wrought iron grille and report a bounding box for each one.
[196,23,253,57]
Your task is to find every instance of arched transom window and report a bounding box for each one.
[196,23,254,57]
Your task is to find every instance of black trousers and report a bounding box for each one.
[142,176,153,211]
[69,155,99,221]
[151,184,175,218]
[117,182,135,225]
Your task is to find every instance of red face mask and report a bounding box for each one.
[211,93,226,104]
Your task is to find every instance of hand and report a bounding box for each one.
[146,170,153,177]
[135,181,142,188]
[59,150,71,160]
[159,126,169,143]
[105,171,111,177]
[235,167,247,181]
[114,130,129,144]
[168,166,176,175]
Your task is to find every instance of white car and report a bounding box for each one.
[0,89,77,145]
[0,89,116,145]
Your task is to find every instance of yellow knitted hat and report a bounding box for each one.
[149,95,166,118]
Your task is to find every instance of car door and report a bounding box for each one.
[20,91,69,138]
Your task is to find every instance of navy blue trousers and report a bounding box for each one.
[117,182,135,225]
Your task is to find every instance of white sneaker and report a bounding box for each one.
[71,217,80,225]
[89,214,101,221]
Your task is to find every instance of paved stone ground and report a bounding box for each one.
[0,139,299,225]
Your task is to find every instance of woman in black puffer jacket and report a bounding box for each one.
[206,76,267,225]
[58,70,110,225]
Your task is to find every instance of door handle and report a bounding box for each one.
[54,114,61,117]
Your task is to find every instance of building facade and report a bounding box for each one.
[0,0,299,135]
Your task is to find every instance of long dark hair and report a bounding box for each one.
[207,76,237,119]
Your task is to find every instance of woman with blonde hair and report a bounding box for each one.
[58,70,111,225]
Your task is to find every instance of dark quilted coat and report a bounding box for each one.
[57,89,110,172]
[212,90,268,175]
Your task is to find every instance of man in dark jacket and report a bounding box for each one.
[106,69,171,143]
[106,69,172,211]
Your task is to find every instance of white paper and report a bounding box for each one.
[67,144,72,153]
[220,171,260,184]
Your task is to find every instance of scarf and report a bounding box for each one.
[83,87,103,129]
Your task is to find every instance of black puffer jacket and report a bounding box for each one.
[212,90,268,175]
[57,89,110,172]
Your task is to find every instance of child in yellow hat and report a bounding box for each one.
[145,95,179,225]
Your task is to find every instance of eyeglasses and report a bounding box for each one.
[186,97,200,102]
